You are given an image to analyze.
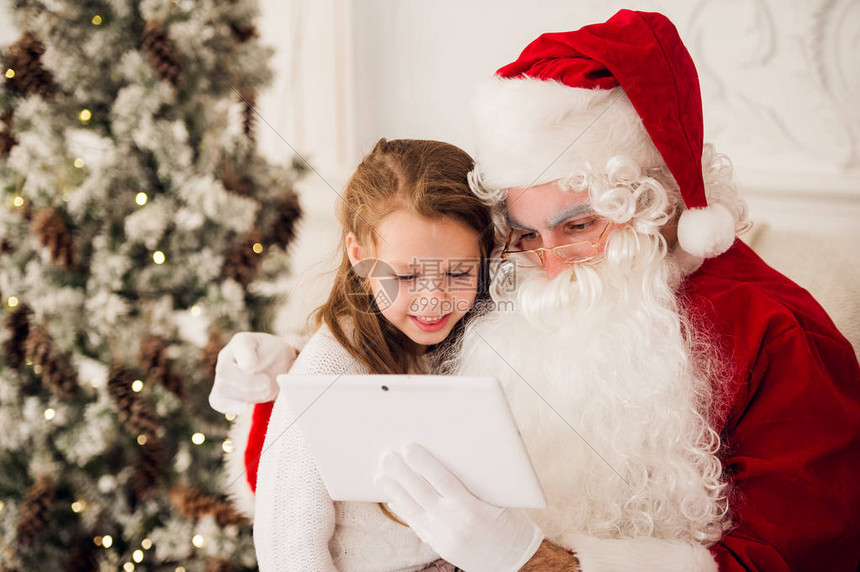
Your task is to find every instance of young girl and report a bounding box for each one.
[252,139,493,571]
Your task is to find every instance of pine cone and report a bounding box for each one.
[3,303,31,370]
[239,90,256,143]
[15,475,55,549]
[229,22,258,43]
[66,534,100,572]
[169,485,250,528]
[106,362,160,440]
[138,335,185,397]
[201,329,224,381]
[141,21,183,88]
[267,192,303,250]
[31,209,76,271]
[221,170,254,197]
[24,324,79,399]
[2,31,56,98]
[207,559,236,572]
[222,230,262,287]
[130,440,167,500]
[0,110,17,158]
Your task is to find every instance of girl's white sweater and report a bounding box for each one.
[253,324,439,571]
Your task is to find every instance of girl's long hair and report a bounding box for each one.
[312,138,494,374]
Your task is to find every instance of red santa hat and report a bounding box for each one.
[471,9,736,259]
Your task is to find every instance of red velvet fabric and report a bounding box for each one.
[681,240,860,571]
[495,9,708,210]
[245,400,275,493]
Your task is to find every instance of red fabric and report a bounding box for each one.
[245,400,275,493]
[496,9,708,210]
[681,241,860,571]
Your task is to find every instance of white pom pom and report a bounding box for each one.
[677,203,736,258]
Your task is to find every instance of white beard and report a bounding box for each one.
[451,229,729,546]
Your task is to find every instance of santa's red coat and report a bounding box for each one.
[241,240,860,571]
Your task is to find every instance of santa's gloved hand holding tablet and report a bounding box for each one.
[376,443,545,572]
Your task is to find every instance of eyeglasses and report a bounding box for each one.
[500,221,612,269]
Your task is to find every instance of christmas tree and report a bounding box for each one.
[0,1,304,570]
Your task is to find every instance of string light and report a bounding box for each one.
[153,251,165,265]
[78,109,92,123]
[190,305,201,316]
[191,432,205,445]
[0,500,5,512]
[93,536,102,547]
[225,413,236,421]
[123,562,135,572]
[102,535,113,548]
[141,538,153,550]
[12,196,24,207]
[252,242,264,254]
[222,439,234,453]
[132,550,144,563]
[7,296,18,308]
[137,434,147,445]
[71,500,85,513]
[34,365,43,374]
[44,408,56,420]
[4,68,14,78]
[191,534,204,548]
[176,567,186,572]
[73,158,85,169]
[131,379,144,392]
[135,192,148,206]
[92,15,103,25]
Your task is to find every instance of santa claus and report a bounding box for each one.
[211,10,860,572]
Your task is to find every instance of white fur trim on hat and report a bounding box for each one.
[471,78,663,190]
[563,534,718,572]
[677,203,736,259]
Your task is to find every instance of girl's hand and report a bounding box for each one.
[209,332,298,414]
[376,443,544,572]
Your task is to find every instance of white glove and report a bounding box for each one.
[209,332,298,414]
[376,443,544,572]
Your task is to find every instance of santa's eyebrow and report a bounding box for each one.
[506,204,592,232]
[505,214,535,231]
[546,204,592,229]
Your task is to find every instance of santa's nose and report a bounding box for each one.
[543,255,566,280]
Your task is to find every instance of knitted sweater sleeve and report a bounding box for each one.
[253,326,366,571]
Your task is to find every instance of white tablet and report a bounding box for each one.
[277,374,546,509]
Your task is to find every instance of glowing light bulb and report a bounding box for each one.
[102,535,113,548]
[78,109,92,123]
[131,379,144,392]
[191,534,204,548]
[176,567,186,572]
[12,196,24,207]
[141,538,152,550]
[132,549,144,563]
[33,365,43,374]
[44,408,56,420]
[137,434,147,445]
[153,251,165,265]
[190,305,201,316]
[252,242,263,254]
[0,500,5,512]
[74,158,85,169]
[7,296,19,308]
[123,562,135,572]
[135,192,148,206]
[222,439,234,453]
[191,432,205,445]
[92,15,103,25]
[71,500,84,513]
[5,68,15,78]
[225,413,236,421]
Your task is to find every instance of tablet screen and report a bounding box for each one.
[278,374,546,509]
